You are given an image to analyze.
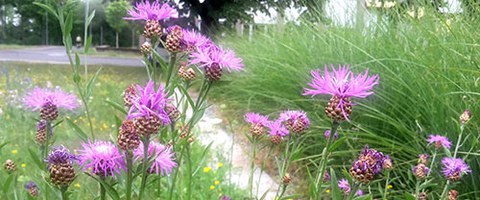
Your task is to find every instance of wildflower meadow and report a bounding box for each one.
[0,1,479,200]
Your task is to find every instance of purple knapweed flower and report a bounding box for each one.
[338,178,351,194]
[23,87,79,111]
[220,195,232,200]
[182,29,212,51]
[279,110,310,134]
[324,170,331,181]
[190,43,243,81]
[303,65,379,121]
[383,155,393,170]
[418,154,429,164]
[441,157,471,181]
[266,119,289,144]
[349,145,385,183]
[324,130,339,140]
[356,190,363,196]
[427,134,452,149]
[128,81,171,125]
[134,141,176,175]
[124,0,177,21]
[245,112,270,136]
[77,141,126,177]
[47,146,76,168]
[25,181,39,197]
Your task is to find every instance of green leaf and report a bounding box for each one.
[52,119,64,128]
[85,173,120,200]
[87,10,96,27]
[65,13,74,35]
[85,68,102,99]
[66,118,88,142]
[28,148,44,170]
[192,142,213,175]
[403,192,416,200]
[152,50,168,70]
[177,85,195,108]
[33,2,58,19]
[0,141,10,151]
[2,174,14,194]
[105,99,128,115]
[328,137,346,152]
[85,35,93,54]
[329,168,343,200]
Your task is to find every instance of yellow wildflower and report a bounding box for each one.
[326,189,330,193]
[74,183,81,188]
[203,167,211,173]
[209,185,215,190]
[11,150,17,154]
[217,162,223,168]
[21,164,26,168]
[215,180,220,185]
[387,184,393,189]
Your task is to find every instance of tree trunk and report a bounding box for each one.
[116,31,119,48]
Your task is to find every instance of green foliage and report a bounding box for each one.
[105,0,130,33]
[212,9,480,199]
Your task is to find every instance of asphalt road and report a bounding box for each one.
[0,46,145,67]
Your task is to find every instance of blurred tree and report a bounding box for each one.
[105,0,131,48]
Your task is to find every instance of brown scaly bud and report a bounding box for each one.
[118,120,140,151]
[418,192,427,200]
[412,163,429,180]
[49,163,75,187]
[134,115,161,136]
[187,137,195,143]
[418,154,429,164]
[282,173,292,185]
[166,140,174,148]
[140,41,152,55]
[325,95,352,121]
[143,20,162,38]
[25,181,40,197]
[40,101,58,121]
[249,123,265,137]
[165,26,183,52]
[179,124,189,140]
[165,104,180,122]
[178,62,196,81]
[448,190,458,200]
[383,156,393,170]
[123,84,137,107]
[35,120,51,144]
[205,63,223,81]
[460,109,471,125]
[4,159,17,173]
[270,135,282,145]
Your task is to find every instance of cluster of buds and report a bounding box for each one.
[349,146,388,184]
[25,181,39,197]
[118,120,140,151]
[140,41,153,55]
[412,154,430,180]
[165,26,183,53]
[4,159,17,173]
[178,62,196,81]
[47,146,76,187]
[35,120,52,144]
[144,20,162,39]
[325,96,352,121]
[459,109,471,125]
[123,84,137,107]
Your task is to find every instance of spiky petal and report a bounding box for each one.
[78,141,126,177]
[128,81,170,126]
[190,44,243,81]
[124,0,177,21]
[133,141,176,175]
[23,87,79,111]
[427,135,451,149]
[441,157,471,181]
[338,178,350,195]
[279,110,310,134]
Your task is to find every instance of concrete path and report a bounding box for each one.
[0,46,145,67]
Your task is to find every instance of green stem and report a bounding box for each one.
[60,186,69,200]
[315,121,340,199]
[257,144,274,197]
[383,170,390,200]
[168,144,185,200]
[139,136,151,200]
[275,135,296,199]
[43,121,52,168]
[165,53,177,90]
[249,137,257,199]
[126,151,133,200]
[439,180,450,200]
[100,181,106,200]
[414,179,420,200]
[186,144,192,200]
[347,183,360,200]
[439,125,464,199]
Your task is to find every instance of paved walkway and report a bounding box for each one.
[0,46,145,67]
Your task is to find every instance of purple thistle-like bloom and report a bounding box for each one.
[23,87,79,111]
[266,119,289,137]
[182,29,212,51]
[220,195,232,200]
[427,134,452,149]
[356,190,363,196]
[128,81,171,125]
[279,110,310,133]
[338,178,351,194]
[77,141,126,177]
[349,145,385,183]
[47,146,76,167]
[324,130,339,140]
[134,141,176,175]
[245,112,269,126]
[190,44,244,73]
[441,157,471,181]
[124,0,177,21]
[25,181,38,190]
[303,65,379,120]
